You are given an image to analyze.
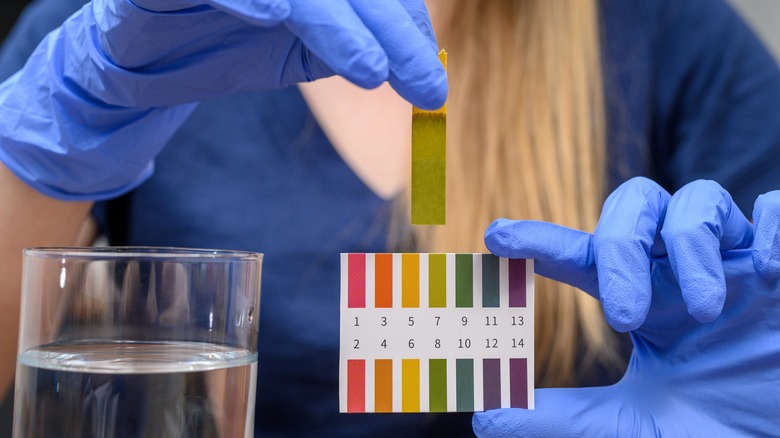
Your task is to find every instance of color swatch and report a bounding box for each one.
[340,253,535,413]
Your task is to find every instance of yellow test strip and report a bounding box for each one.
[411,50,447,225]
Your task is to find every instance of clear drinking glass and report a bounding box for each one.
[12,247,262,438]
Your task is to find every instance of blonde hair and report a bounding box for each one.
[394,0,620,387]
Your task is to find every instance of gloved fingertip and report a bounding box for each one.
[752,193,780,279]
[484,219,517,257]
[754,251,780,279]
[393,62,447,110]
[688,302,724,323]
[472,410,516,438]
[485,218,514,236]
[683,286,725,323]
[413,67,448,110]
[253,0,291,21]
[602,294,647,332]
[471,412,491,437]
[342,49,388,89]
[269,0,292,19]
[604,311,644,333]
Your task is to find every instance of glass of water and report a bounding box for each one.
[12,247,262,438]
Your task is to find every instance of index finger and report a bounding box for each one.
[662,180,752,322]
[285,0,389,89]
[593,177,670,332]
[350,0,448,109]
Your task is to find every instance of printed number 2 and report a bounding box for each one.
[353,339,360,349]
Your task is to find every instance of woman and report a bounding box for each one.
[1,0,779,436]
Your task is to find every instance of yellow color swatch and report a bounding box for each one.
[402,253,420,308]
[402,359,421,412]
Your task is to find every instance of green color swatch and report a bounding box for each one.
[456,359,474,412]
[429,359,447,412]
[456,254,473,308]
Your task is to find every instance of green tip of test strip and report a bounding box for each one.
[411,50,447,225]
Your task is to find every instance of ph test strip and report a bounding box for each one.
[411,50,447,225]
[339,253,535,413]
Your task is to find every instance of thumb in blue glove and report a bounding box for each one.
[752,190,780,278]
[475,177,780,436]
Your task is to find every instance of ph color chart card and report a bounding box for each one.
[339,253,534,413]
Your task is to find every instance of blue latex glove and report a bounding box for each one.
[475,177,780,436]
[0,0,446,200]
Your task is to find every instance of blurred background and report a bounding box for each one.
[730,0,780,61]
[1,0,30,43]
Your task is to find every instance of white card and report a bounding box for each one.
[339,253,534,413]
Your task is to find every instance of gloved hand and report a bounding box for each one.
[90,0,447,108]
[475,177,780,436]
[0,0,446,200]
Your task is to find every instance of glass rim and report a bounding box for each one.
[23,246,262,261]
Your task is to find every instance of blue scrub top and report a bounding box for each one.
[3,0,780,436]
